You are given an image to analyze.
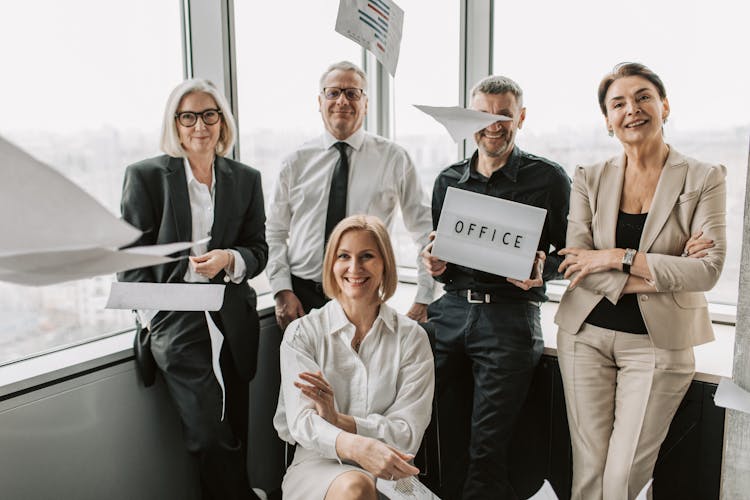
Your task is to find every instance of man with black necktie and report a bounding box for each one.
[267,61,434,331]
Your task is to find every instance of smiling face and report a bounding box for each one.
[176,91,221,157]
[604,75,669,147]
[332,229,384,304]
[471,91,526,161]
[318,69,368,140]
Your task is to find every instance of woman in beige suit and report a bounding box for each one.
[554,62,726,500]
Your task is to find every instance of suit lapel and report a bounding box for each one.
[594,155,625,250]
[640,148,688,252]
[210,157,233,249]
[166,157,191,242]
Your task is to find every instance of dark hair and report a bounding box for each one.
[597,62,667,116]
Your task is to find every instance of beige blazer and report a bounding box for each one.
[554,147,726,349]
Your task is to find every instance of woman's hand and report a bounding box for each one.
[682,230,714,259]
[190,249,231,279]
[295,371,338,425]
[558,247,621,289]
[335,433,419,480]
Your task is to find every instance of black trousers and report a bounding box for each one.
[291,274,330,313]
[151,310,260,500]
[427,293,544,500]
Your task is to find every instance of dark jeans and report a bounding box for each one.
[427,293,544,500]
[291,274,329,313]
[152,310,259,500]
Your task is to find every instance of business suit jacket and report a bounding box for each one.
[119,154,268,381]
[555,147,726,350]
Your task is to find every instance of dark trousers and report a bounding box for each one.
[427,293,544,500]
[291,274,329,313]
[151,310,259,500]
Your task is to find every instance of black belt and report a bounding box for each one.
[448,289,540,307]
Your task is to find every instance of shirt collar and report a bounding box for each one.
[183,157,216,192]
[322,127,366,152]
[459,146,520,184]
[326,299,397,335]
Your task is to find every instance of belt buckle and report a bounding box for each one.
[466,290,490,304]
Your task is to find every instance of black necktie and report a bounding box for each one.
[324,141,350,248]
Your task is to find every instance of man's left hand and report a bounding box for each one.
[507,251,545,291]
[406,302,428,322]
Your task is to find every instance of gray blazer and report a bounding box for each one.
[554,147,726,350]
[119,154,268,381]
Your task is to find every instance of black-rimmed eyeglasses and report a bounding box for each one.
[175,109,222,127]
[321,87,365,101]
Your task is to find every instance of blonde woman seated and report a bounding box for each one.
[274,215,435,500]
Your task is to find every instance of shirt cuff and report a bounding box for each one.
[352,416,378,440]
[314,415,344,462]
[270,274,294,297]
[225,249,246,284]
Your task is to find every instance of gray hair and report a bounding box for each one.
[160,79,237,158]
[470,75,524,107]
[319,61,368,91]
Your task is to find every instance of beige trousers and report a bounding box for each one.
[557,323,695,500]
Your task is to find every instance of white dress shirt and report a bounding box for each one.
[266,128,434,303]
[273,300,435,460]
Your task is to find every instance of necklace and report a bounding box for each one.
[353,338,363,352]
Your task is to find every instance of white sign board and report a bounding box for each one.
[335,0,404,76]
[432,187,547,281]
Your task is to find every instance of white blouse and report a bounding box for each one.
[274,300,435,460]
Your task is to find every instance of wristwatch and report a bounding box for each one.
[622,248,637,274]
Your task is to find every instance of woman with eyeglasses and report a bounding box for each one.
[274,215,434,500]
[119,79,268,500]
[554,63,726,499]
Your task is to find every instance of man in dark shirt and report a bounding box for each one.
[422,75,570,499]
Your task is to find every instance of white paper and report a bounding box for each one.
[105,282,225,311]
[413,105,512,143]
[0,248,178,286]
[714,378,750,414]
[432,187,547,281]
[205,311,226,421]
[124,237,210,256]
[0,135,140,256]
[335,0,404,76]
[635,478,653,500]
[377,476,440,499]
[527,480,558,500]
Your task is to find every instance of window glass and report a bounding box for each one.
[493,0,749,304]
[0,0,183,364]
[391,0,461,268]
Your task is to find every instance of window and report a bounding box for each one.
[492,0,749,305]
[0,0,183,364]
[391,0,461,268]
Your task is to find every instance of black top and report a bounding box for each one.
[585,211,649,334]
[431,147,571,302]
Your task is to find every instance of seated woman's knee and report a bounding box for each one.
[325,471,377,500]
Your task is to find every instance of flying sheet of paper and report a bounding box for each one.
[0,248,178,286]
[105,282,225,311]
[205,311,226,421]
[526,480,558,500]
[635,478,653,500]
[0,135,140,256]
[335,0,404,76]
[377,476,441,499]
[714,378,750,414]
[124,237,210,256]
[413,105,512,143]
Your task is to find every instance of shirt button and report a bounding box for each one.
[640,295,649,301]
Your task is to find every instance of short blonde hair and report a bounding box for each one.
[160,79,237,157]
[322,215,397,302]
